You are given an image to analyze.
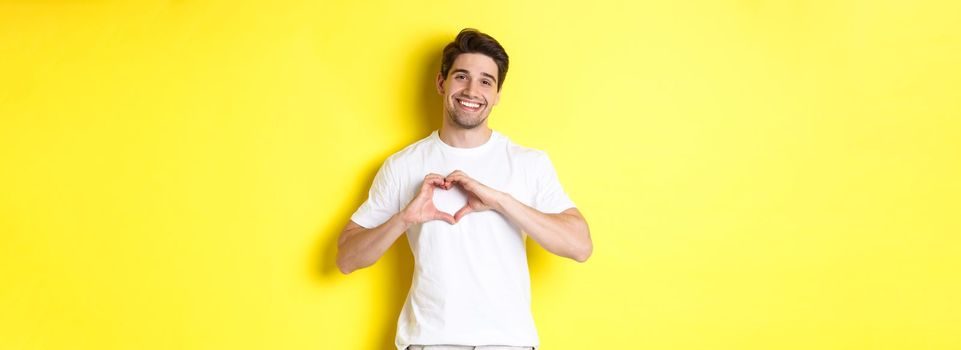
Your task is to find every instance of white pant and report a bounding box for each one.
[406,346,534,350]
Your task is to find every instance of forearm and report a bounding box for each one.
[336,214,411,274]
[494,193,592,262]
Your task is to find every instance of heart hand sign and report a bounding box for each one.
[400,171,503,226]
[432,183,468,217]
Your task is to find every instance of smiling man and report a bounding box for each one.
[336,28,592,350]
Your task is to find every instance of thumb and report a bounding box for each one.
[434,211,456,225]
[453,205,473,222]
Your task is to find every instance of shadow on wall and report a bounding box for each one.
[311,34,448,350]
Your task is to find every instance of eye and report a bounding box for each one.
[482,80,492,86]
[455,74,467,80]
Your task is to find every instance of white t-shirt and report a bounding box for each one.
[350,130,576,350]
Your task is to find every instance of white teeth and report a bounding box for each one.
[459,100,480,108]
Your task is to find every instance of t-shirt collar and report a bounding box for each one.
[430,129,501,156]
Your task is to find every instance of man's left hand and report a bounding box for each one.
[444,170,504,223]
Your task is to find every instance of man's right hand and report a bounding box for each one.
[399,173,456,226]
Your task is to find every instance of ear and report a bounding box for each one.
[436,72,446,95]
[492,89,501,106]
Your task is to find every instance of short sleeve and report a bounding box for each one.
[350,158,403,229]
[533,153,576,214]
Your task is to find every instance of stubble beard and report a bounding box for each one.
[446,106,488,130]
[447,95,490,130]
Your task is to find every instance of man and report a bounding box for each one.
[336,28,592,350]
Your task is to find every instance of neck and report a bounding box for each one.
[438,121,493,148]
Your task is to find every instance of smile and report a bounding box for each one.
[456,98,483,110]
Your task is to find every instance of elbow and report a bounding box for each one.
[337,250,374,275]
[571,221,592,263]
[336,256,353,275]
[335,251,359,275]
[572,242,592,263]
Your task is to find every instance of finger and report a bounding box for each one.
[423,174,448,191]
[435,176,454,190]
[420,184,435,197]
[453,205,473,222]
[445,173,465,184]
[435,212,456,225]
[426,177,446,188]
[447,175,475,192]
[428,207,456,224]
[445,171,461,182]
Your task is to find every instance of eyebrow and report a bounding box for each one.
[451,69,497,83]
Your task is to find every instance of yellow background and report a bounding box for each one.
[2,1,959,349]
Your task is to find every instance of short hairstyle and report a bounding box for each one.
[440,28,509,91]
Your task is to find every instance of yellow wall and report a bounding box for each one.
[2,1,959,349]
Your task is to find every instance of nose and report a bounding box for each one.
[463,80,480,98]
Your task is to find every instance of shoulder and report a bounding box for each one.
[381,133,435,169]
[501,133,552,167]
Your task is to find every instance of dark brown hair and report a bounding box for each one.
[440,28,509,91]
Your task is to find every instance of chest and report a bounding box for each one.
[397,149,536,210]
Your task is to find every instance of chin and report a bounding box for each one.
[458,116,489,130]
[446,109,484,129]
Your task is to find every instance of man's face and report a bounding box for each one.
[437,53,501,130]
